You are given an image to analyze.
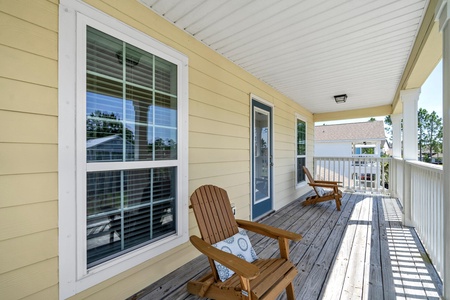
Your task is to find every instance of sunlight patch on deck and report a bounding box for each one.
[321,196,440,300]
[321,196,373,299]
[388,227,440,299]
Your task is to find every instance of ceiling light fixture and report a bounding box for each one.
[334,94,347,104]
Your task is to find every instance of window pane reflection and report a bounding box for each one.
[86,27,178,162]
[86,167,176,267]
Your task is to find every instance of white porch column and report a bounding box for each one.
[391,114,402,158]
[401,89,420,160]
[436,1,450,298]
[391,114,403,199]
[401,88,420,227]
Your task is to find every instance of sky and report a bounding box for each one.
[419,60,443,117]
[316,60,443,125]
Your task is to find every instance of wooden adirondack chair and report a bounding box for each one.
[302,166,343,211]
[187,185,302,300]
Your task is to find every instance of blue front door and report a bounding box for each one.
[251,100,273,220]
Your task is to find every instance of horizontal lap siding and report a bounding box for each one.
[273,99,313,209]
[0,77,58,115]
[0,0,313,298]
[73,0,314,298]
[0,1,59,299]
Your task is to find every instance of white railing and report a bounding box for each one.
[390,157,404,205]
[313,156,391,194]
[313,156,445,281]
[408,161,444,278]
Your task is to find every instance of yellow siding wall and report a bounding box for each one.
[72,1,313,298]
[0,0,313,298]
[0,0,59,299]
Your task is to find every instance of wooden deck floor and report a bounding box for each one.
[128,193,443,300]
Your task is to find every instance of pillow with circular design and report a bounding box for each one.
[212,228,258,282]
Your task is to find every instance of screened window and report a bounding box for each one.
[85,27,178,268]
[296,118,306,185]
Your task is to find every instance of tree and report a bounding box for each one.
[86,110,134,143]
[425,111,443,162]
[418,108,428,161]
[362,147,374,155]
[384,115,399,143]
[384,110,443,163]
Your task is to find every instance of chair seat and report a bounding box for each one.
[188,258,298,300]
[303,189,342,209]
[306,189,342,200]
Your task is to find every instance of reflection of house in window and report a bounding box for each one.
[86,135,134,162]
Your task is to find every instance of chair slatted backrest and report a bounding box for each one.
[190,185,239,245]
[303,166,320,195]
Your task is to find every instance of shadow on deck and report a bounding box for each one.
[128,193,443,300]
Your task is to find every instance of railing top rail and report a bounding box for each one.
[405,160,443,173]
[313,156,391,160]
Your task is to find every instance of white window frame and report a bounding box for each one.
[296,114,307,188]
[58,1,188,298]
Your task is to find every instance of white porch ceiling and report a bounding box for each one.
[140,0,429,115]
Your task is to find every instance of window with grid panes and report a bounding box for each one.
[59,3,188,296]
[296,118,307,185]
[85,26,179,267]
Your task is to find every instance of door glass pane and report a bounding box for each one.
[254,110,270,202]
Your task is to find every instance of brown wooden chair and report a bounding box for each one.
[187,185,302,300]
[302,166,343,211]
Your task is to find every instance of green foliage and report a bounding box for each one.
[418,108,428,161]
[384,109,443,162]
[417,108,443,161]
[86,110,135,143]
[425,111,443,160]
[361,147,374,154]
[384,115,396,141]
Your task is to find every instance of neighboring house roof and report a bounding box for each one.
[86,135,121,148]
[315,121,386,142]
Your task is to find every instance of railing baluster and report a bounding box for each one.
[407,161,444,280]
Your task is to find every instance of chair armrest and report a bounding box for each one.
[190,235,260,280]
[315,180,342,184]
[236,219,302,241]
[308,182,342,189]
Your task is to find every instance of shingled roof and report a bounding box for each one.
[315,121,386,142]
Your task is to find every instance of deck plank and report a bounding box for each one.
[297,193,358,300]
[361,196,373,300]
[378,196,398,300]
[128,193,443,300]
[367,196,383,300]
[343,195,372,299]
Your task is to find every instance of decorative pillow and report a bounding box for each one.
[316,187,325,197]
[212,228,259,282]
